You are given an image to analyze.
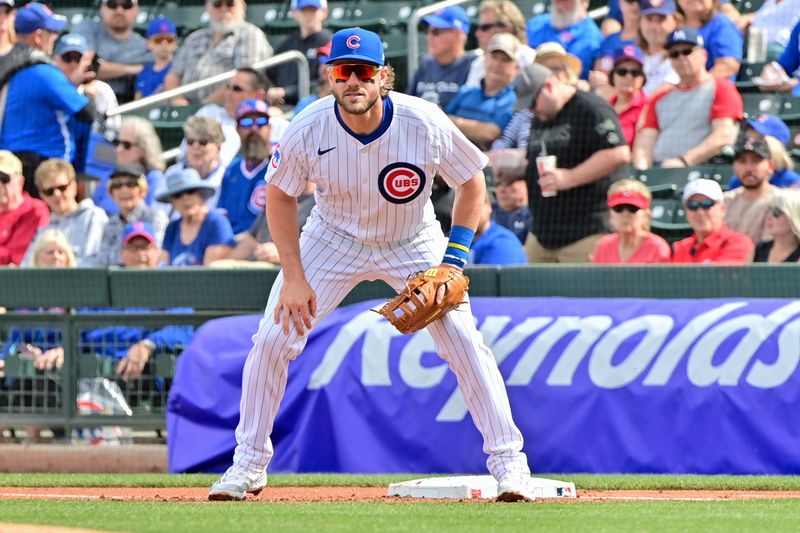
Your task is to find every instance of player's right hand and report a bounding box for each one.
[274,278,317,336]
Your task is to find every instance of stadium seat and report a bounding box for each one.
[742,93,784,119]
[735,61,767,94]
[328,1,415,32]
[126,104,203,150]
[515,0,550,18]
[649,199,693,243]
[777,96,800,122]
[151,5,209,38]
[735,0,766,14]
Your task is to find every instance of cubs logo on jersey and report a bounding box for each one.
[378,162,426,204]
[270,144,281,169]
[249,183,267,214]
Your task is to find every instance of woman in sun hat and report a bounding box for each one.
[157,168,235,266]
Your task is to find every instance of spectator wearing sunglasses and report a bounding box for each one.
[464,0,536,87]
[96,164,168,267]
[157,169,235,266]
[266,0,332,107]
[93,116,166,215]
[591,179,670,263]
[632,29,742,170]
[1,3,101,199]
[163,0,272,105]
[672,178,753,263]
[134,17,177,100]
[53,33,121,174]
[0,151,49,265]
[217,99,273,234]
[182,68,280,169]
[754,189,800,262]
[72,0,153,104]
[406,5,478,109]
[590,0,639,94]
[167,116,227,211]
[526,0,602,80]
[604,45,648,146]
[23,158,107,266]
[724,136,779,244]
[0,0,15,58]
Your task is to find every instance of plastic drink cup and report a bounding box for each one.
[536,155,557,197]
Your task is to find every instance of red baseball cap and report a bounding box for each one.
[608,190,650,209]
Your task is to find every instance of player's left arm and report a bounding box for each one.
[450,172,485,234]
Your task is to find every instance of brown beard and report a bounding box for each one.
[334,89,380,115]
[242,133,269,163]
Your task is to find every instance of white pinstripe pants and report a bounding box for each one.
[233,220,530,480]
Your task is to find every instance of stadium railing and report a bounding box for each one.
[2,265,799,436]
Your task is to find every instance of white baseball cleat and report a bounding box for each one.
[208,465,267,501]
[496,473,536,502]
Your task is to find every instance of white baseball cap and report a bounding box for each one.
[682,178,723,203]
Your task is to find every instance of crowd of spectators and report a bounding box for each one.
[4,0,800,440]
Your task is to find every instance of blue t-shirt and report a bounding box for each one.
[608,0,622,23]
[492,204,533,245]
[445,82,516,130]
[595,32,636,70]
[217,156,269,234]
[162,210,235,266]
[470,222,528,265]
[727,168,800,189]
[779,20,800,95]
[406,52,477,109]
[697,14,743,78]
[526,15,602,79]
[93,169,166,216]
[135,62,172,98]
[0,63,89,159]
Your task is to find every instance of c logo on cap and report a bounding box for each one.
[346,35,361,49]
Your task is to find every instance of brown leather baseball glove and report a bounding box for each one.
[377,265,469,334]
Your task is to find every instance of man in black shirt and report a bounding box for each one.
[515,63,630,262]
[266,0,332,106]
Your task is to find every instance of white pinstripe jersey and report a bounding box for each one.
[265,91,489,242]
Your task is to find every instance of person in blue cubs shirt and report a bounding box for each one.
[217,99,272,234]
[158,168,236,266]
[406,5,477,109]
[0,3,98,198]
[526,0,602,79]
[677,0,742,80]
[134,17,177,99]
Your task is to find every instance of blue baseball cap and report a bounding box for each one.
[666,28,705,49]
[323,27,385,66]
[55,33,89,56]
[746,114,790,146]
[613,44,645,67]
[236,98,270,119]
[146,17,177,39]
[122,221,156,245]
[422,5,470,33]
[291,0,327,9]
[640,0,676,16]
[14,2,67,34]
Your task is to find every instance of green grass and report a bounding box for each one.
[1,499,800,533]
[2,472,800,491]
[2,474,800,532]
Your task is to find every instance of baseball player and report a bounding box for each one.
[209,27,534,502]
